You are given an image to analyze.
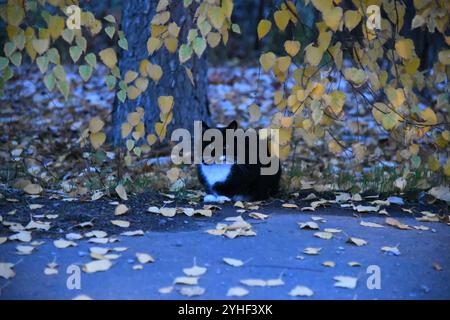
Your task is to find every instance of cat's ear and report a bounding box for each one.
[227,120,238,130]
[202,121,210,132]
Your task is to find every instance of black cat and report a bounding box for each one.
[197,121,281,202]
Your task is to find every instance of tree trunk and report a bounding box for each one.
[112,0,210,146]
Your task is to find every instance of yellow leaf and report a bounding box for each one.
[121,123,133,138]
[127,86,141,100]
[32,38,50,55]
[208,6,225,30]
[323,6,343,32]
[259,52,276,71]
[206,32,221,48]
[89,117,104,133]
[147,134,158,146]
[404,57,420,74]
[421,108,437,126]
[155,122,167,141]
[257,20,272,39]
[344,10,361,31]
[99,48,117,68]
[428,155,440,172]
[304,45,323,67]
[311,0,333,12]
[274,10,290,31]
[139,60,151,76]
[127,112,141,126]
[124,71,138,84]
[284,40,300,56]
[164,37,178,53]
[147,37,162,55]
[148,64,163,82]
[395,39,414,60]
[276,56,291,73]
[385,87,405,108]
[90,132,106,149]
[158,96,174,114]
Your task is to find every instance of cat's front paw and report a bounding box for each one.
[203,194,231,203]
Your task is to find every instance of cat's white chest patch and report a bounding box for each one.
[200,164,233,187]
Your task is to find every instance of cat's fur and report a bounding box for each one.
[197,121,281,202]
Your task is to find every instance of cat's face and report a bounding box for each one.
[201,120,238,165]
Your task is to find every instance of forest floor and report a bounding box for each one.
[0,190,449,300]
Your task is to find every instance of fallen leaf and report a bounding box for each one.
[174,276,198,285]
[347,237,367,246]
[282,203,299,209]
[249,212,269,220]
[314,231,333,240]
[353,205,379,213]
[110,220,130,228]
[348,261,361,267]
[115,204,129,215]
[121,230,144,236]
[0,263,16,279]
[322,261,336,267]
[433,262,443,271]
[83,259,112,273]
[381,246,401,256]
[183,264,207,277]
[147,206,160,214]
[179,286,205,297]
[385,217,412,230]
[136,253,155,264]
[9,231,32,242]
[158,286,173,294]
[16,245,34,255]
[54,239,77,248]
[115,184,128,201]
[288,285,314,297]
[303,247,321,255]
[334,276,357,289]
[160,207,177,217]
[223,257,244,267]
[234,201,245,208]
[227,287,249,297]
[298,221,320,230]
[240,279,266,287]
[360,221,384,228]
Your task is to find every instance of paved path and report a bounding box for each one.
[1,205,449,299]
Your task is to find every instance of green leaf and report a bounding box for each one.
[117,89,127,103]
[0,57,9,71]
[36,56,49,73]
[10,51,22,67]
[57,79,69,100]
[69,46,82,63]
[192,37,206,58]
[53,65,66,81]
[105,25,115,39]
[118,37,128,50]
[231,24,241,34]
[106,75,117,90]
[4,42,16,57]
[44,73,56,91]
[46,48,60,64]
[85,53,97,67]
[3,66,13,81]
[104,14,116,23]
[79,65,92,81]
[179,44,193,63]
